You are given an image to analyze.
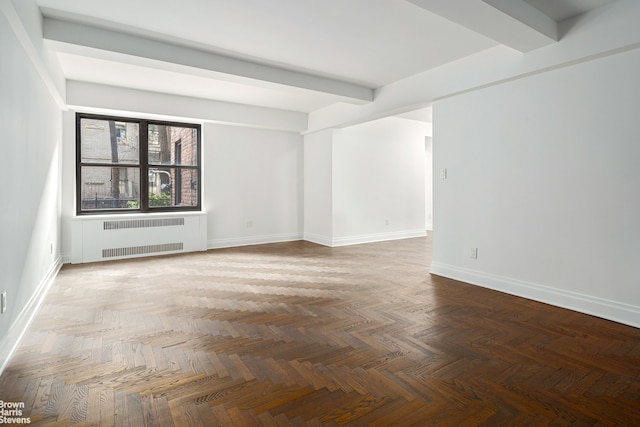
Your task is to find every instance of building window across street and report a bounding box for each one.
[76,113,201,214]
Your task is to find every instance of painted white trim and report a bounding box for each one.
[430,261,640,329]
[208,233,302,250]
[331,229,427,247]
[0,256,63,376]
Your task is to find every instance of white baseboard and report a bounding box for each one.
[330,229,427,247]
[430,261,640,329]
[303,233,333,247]
[209,230,428,250]
[208,233,302,250]
[304,230,427,247]
[0,256,63,376]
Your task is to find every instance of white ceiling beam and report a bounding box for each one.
[407,0,558,52]
[309,0,640,132]
[43,17,374,104]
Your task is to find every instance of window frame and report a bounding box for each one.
[76,112,202,215]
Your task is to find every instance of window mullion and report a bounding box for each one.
[139,121,149,212]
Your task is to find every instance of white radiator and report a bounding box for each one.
[71,212,207,263]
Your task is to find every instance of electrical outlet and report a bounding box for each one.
[440,168,447,179]
[1,292,6,314]
[470,248,478,259]
[246,220,253,228]
[385,219,390,226]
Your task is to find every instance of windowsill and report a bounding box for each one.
[73,211,206,221]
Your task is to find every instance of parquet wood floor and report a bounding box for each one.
[1,236,639,426]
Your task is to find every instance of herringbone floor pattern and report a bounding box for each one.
[1,236,639,426]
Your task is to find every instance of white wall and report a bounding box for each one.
[303,129,334,245]
[303,117,428,247]
[60,111,75,262]
[7,0,65,102]
[425,136,433,230]
[432,47,640,327]
[0,3,63,372]
[204,123,303,248]
[66,81,307,133]
[332,117,428,245]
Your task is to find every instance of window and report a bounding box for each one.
[77,113,201,214]
[115,123,127,144]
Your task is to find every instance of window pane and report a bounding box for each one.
[148,168,198,208]
[148,124,198,166]
[80,119,139,164]
[80,166,140,210]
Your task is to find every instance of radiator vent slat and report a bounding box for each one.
[103,217,185,230]
[102,242,184,258]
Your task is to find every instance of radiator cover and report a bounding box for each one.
[71,212,207,263]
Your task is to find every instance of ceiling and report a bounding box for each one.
[524,0,616,21]
[37,0,618,118]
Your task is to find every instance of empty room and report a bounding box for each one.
[1,0,639,425]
